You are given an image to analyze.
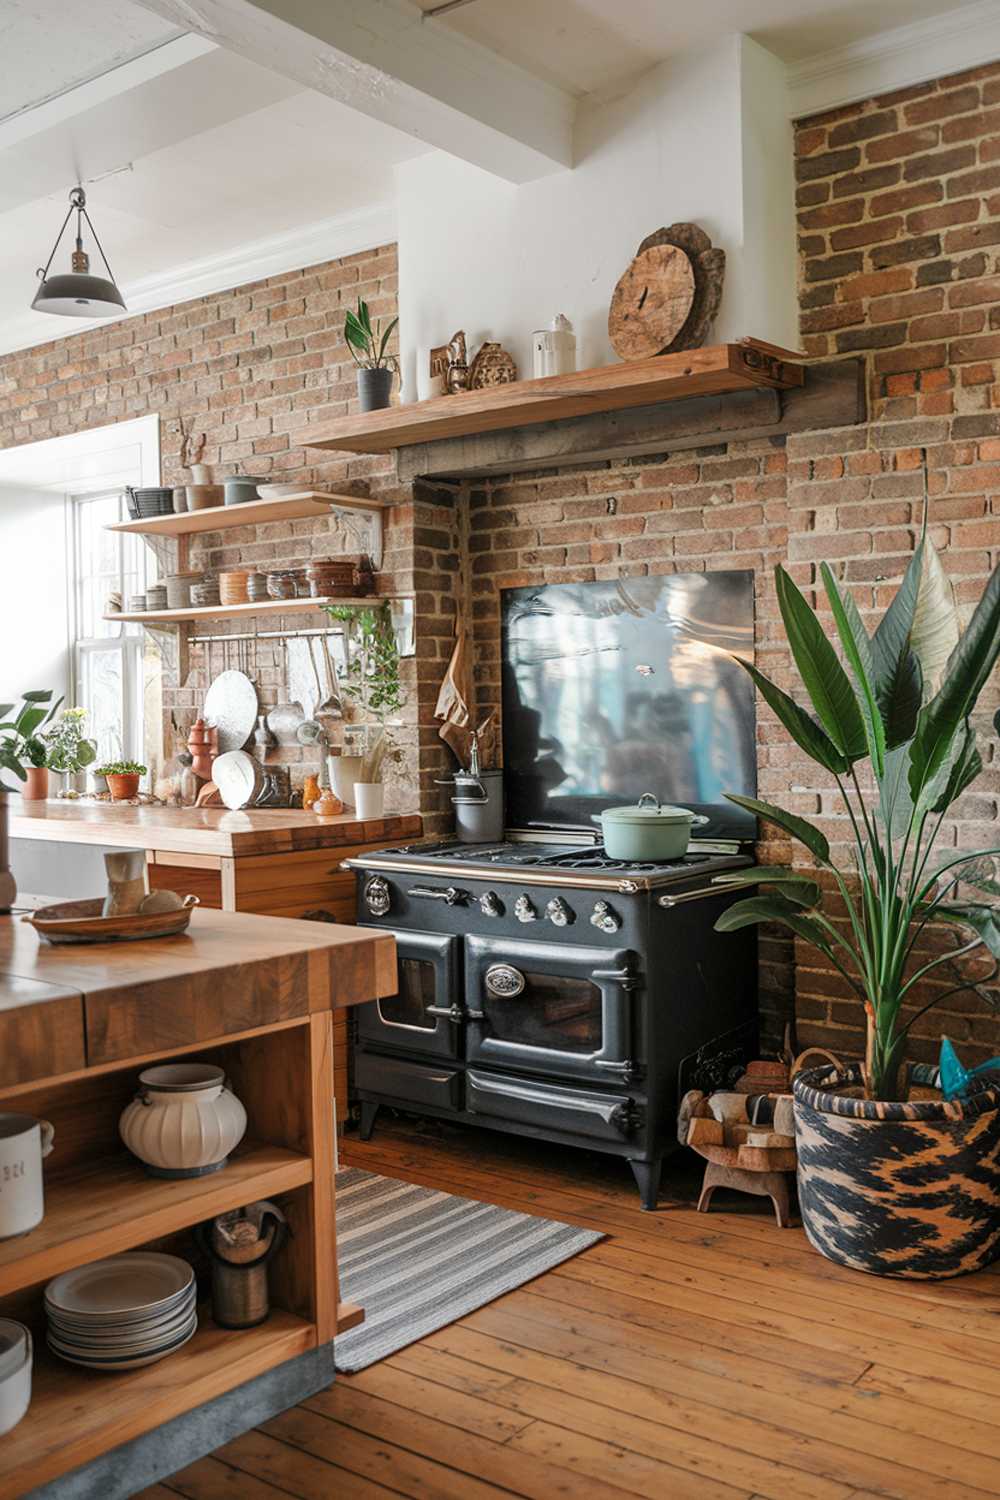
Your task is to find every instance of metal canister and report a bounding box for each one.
[195,1200,287,1329]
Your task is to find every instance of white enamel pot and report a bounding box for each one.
[600,793,708,861]
[0,1113,54,1239]
[119,1064,247,1179]
[0,1320,31,1435]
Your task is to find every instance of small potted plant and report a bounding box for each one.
[713,514,1000,1278]
[344,299,398,412]
[41,706,97,792]
[95,760,147,801]
[0,691,64,800]
[327,603,403,818]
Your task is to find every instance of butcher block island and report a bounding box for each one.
[0,905,396,1500]
[10,801,421,1125]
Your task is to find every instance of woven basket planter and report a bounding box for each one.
[793,1062,1000,1279]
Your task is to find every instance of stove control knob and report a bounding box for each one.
[514,894,538,923]
[545,897,572,927]
[364,876,391,917]
[590,900,621,934]
[479,891,503,917]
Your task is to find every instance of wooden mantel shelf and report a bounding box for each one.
[305,341,804,456]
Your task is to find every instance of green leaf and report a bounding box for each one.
[879,743,914,840]
[20,690,53,703]
[872,543,924,748]
[926,723,981,814]
[820,564,886,777]
[734,659,849,774]
[41,694,64,726]
[775,566,867,761]
[725,792,830,863]
[378,316,399,362]
[910,561,1000,801]
[713,894,832,947]
[932,903,1000,958]
[956,856,1000,899]
[911,541,961,701]
[356,299,373,334]
[13,706,47,738]
[712,866,821,907]
[76,739,97,768]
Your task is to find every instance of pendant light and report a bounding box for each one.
[32,186,126,319]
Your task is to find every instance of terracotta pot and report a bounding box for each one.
[106,772,141,801]
[23,767,48,801]
[793,1062,1000,1279]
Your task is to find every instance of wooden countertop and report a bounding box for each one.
[0,906,397,1082]
[10,799,422,857]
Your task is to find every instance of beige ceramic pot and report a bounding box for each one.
[119,1063,247,1178]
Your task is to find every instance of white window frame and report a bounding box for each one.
[0,417,161,765]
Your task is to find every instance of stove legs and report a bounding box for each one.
[359,1100,380,1141]
[630,1158,662,1211]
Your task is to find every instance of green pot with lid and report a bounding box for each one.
[600,793,709,862]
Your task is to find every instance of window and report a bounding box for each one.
[71,491,151,764]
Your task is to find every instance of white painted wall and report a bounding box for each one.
[395,35,798,396]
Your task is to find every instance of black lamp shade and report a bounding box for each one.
[32,271,126,318]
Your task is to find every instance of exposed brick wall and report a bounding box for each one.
[0,247,425,811]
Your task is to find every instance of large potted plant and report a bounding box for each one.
[344,299,398,412]
[713,526,1000,1278]
[0,689,61,910]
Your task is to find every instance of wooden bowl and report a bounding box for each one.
[26,896,199,945]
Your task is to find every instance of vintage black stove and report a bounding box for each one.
[346,571,760,1209]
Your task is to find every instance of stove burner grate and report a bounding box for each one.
[389,840,714,875]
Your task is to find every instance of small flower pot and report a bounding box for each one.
[794,1062,1000,1279]
[357,367,393,413]
[23,767,48,801]
[106,773,141,802]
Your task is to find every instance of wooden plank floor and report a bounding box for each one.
[141,1114,1000,1500]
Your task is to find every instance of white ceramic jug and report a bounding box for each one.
[0,1114,54,1239]
[119,1063,247,1178]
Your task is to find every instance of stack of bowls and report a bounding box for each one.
[267,570,298,600]
[165,572,203,610]
[246,571,269,603]
[126,487,174,519]
[146,583,168,611]
[191,577,221,608]
[127,592,147,613]
[45,1253,197,1371]
[0,1320,31,1436]
[306,558,355,599]
[219,570,249,606]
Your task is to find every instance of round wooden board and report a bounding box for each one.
[608,243,695,360]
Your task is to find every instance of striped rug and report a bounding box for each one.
[333,1166,603,1372]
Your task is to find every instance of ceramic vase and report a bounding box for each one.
[23,767,48,801]
[120,1063,247,1178]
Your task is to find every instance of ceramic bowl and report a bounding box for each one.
[0,1320,31,1436]
[186,485,224,511]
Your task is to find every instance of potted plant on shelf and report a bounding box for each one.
[0,690,64,800]
[713,522,1000,1279]
[95,760,147,802]
[0,689,60,910]
[40,706,96,793]
[344,298,399,413]
[327,603,403,818]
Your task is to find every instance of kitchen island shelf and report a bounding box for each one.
[304,339,805,455]
[0,1142,313,1298]
[0,1308,313,1500]
[106,490,391,538]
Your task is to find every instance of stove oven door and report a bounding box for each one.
[464,935,640,1087]
[357,929,462,1060]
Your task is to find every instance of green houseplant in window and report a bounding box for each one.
[713,520,1000,1277]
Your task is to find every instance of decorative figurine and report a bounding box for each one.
[469,341,517,388]
[446,330,470,393]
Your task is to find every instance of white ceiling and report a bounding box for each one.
[0,0,992,358]
[415,0,987,95]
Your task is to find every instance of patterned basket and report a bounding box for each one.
[793,1062,1000,1279]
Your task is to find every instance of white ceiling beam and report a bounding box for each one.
[0,34,217,149]
[133,0,575,182]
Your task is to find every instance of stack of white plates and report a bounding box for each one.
[45,1253,197,1371]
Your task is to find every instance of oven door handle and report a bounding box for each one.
[406,885,470,905]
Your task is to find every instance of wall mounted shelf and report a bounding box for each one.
[106,490,391,538]
[104,595,405,626]
[304,340,804,456]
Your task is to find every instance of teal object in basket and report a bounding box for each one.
[600,794,708,862]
